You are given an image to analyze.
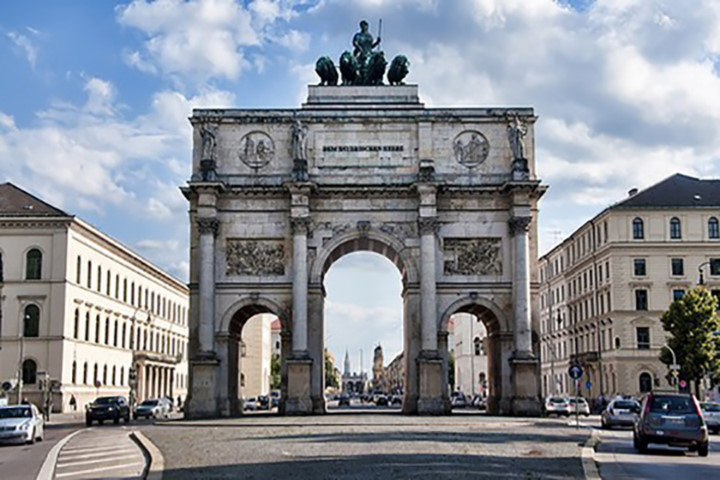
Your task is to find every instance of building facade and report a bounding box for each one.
[451,312,489,397]
[0,183,189,412]
[341,350,367,394]
[539,174,720,401]
[240,313,273,398]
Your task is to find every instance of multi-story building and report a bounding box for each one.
[450,313,489,396]
[539,174,720,402]
[240,313,273,398]
[0,183,189,412]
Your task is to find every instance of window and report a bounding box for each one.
[633,259,646,276]
[672,289,685,301]
[25,248,42,280]
[709,217,719,239]
[123,279,128,302]
[632,218,644,239]
[85,313,90,341]
[97,266,102,292]
[103,365,107,385]
[639,372,653,393]
[636,327,650,349]
[72,361,77,384]
[74,309,79,339]
[114,320,119,347]
[105,318,110,344]
[669,217,681,239]
[83,362,88,385]
[93,364,98,385]
[635,289,648,311]
[671,258,684,276]
[95,315,100,343]
[115,274,120,299]
[122,323,126,349]
[112,366,116,386]
[22,359,37,384]
[106,270,111,295]
[76,256,82,284]
[711,258,720,276]
[23,304,40,337]
[87,261,92,288]
[711,290,720,308]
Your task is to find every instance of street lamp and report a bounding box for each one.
[542,311,563,396]
[698,259,720,285]
[660,343,679,393]
[17,312,31,404]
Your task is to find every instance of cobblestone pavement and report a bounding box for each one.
[141,413,589,479]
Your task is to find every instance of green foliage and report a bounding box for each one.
[325,349,339,389]
[448,350,455,391]
[270,354,281,390]
[660,287,720,395]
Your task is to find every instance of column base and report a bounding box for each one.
[510,355,542,416]
[416,354,446,415]
[285,357,313,415]
[184,356,220,419]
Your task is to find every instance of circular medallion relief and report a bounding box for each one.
[238,131,275,169]
[453,130,489,168]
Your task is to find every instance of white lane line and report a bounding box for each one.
[61,444,133,454]
[54,463,143,478]
[58,447,137,461]
[57,453,142,468]
[36,429,85,480]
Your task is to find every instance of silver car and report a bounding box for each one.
[0,404,45,445]
[544,396,571,416]
[601,398,641,429]
[568,397,591,416]
[700,402,720,434]
[133,398,170,420]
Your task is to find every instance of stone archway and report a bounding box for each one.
[183,84,545,418]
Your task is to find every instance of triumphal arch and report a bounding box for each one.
[183,28,545,418]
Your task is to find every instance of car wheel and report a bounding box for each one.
[28,428,36,445]
[637,437,648,453]
[113,417,120,425]
[99,420,104,425]
[133,413,137,420]
[124,415,130,424]
[698,442,709,457]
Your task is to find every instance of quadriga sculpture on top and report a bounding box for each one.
[315,20,409,86]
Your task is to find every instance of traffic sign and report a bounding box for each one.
[568,364,583,380]
[585,380,592,390]
[679,380,687,388]
[670,364,680,370]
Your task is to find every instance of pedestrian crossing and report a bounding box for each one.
[53,428,145,479]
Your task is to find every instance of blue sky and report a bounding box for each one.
[2,0,720,372]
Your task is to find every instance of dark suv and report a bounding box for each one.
[633,392,709,456]
[86,396,131,426]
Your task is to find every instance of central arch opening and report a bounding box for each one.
[321,242,406,413]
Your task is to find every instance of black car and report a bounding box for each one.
[257,395,270,410]
[338,394,350,407]
[86,396,131,426]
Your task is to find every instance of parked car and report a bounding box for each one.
[133,398,170,420]
[243,397,258,411]
[633,392,709,456]
[700,402,720,434]
[375,395,389,406]
[601,398,641,429]
[544,396,571,417]
[86,396,131,426]
[471,395,487,410]
[257,396,270,410]
[338,394,350,407]
[390,395,403,406]
[451,394,469,409]
[568,397,591,416]
[0,404,44,444]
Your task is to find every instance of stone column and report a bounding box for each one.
[197,217,219,354]
[418,217,439,352]
[290,218,309,354]
[508,215,533,357]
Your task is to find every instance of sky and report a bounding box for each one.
[2,0,720,373]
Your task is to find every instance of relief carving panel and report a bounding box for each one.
[226,239,285,276]
[443,237,502,276]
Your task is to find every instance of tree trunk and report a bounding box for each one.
[694,376,701,398]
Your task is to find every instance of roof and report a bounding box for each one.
[0,183,70,217]
[613,173,720,209]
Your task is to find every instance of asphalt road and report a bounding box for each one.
[0,416,82,480]
[595,427,720,479]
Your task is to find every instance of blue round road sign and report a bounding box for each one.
[585,380,592,390]
[568,364,583,380]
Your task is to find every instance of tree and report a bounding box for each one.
[660,287,720,397]
[270,354,281,390]
[324,349,339,390]
[448,350,455,392]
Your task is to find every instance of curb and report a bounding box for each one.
[36,428,84,480]
[131,431,165,480]
[581,429,601,480]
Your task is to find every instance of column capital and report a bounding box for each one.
[290,217,310,235]
[417,217,439,236]
[508,215,532,235]
[196,217,220,236]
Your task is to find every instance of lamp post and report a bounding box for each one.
[542,311,564,396]
[660,343,679,393]
[698,259,720,286]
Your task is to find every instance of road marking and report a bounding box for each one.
[57,447,137,460]
[36,428,85,480]
[54,462,143,478]
[61,444,131,454]
[57,453,142,468]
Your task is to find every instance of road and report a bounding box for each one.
[0,415,82,480]
[595,426,720,479]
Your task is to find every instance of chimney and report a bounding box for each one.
[628,188,638,197]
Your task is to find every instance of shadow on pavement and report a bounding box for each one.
[157,453,583,480]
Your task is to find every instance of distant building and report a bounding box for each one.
[241,314,273,398]
[450,313,489,396]
[341,350,367,394]
[0,183,189,412]
[539,174,720,401]
[383,352,404,394]
[372,344,384,391]
[270,318,281,357]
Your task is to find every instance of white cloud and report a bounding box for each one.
[6,31,38,68]
[0,112,17,132]
[136,239,180,251]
